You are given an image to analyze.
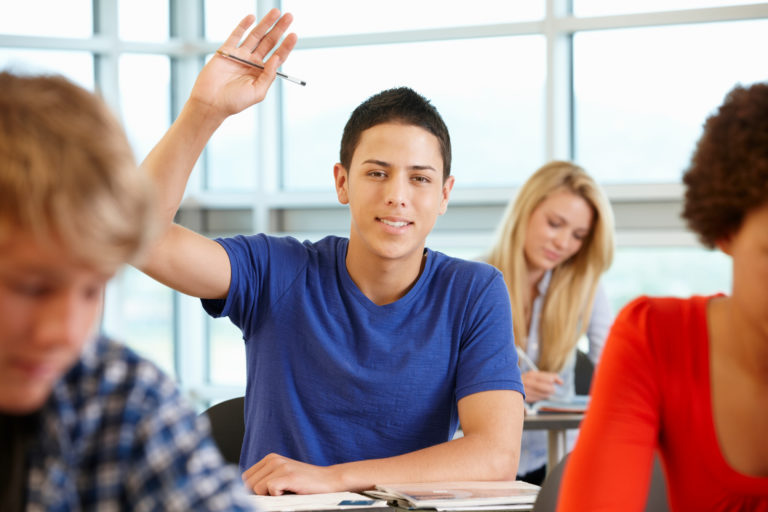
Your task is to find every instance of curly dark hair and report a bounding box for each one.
[681,82,768,248]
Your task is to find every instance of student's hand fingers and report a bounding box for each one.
[243,454,338,495]
[222,14,258,52]
[266,32,298,71]
[244,10,295,61]
[243,454,281,494]
[522,371,559,402]
[242,454,279,493]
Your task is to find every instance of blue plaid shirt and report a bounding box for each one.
[25,336,258,511]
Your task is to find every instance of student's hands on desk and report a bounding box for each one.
[243,453,342,496]
[188,8,297,122]
[521,371,564,403]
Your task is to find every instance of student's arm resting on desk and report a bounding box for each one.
[557,297,661,512]
[137,10,297,299]
[242,389,525,495]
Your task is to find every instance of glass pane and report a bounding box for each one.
[573,20,768,184]
[0,0,92,38]
[208,317,247,386]
[103,267,176,377]
[118,0,169,42]
[204,56,259,190]
[118,54,171,163]
[603,247,731,313]
[283,0,544,37]
[0,49,94,90]
[204,0,259,42]
[282,36,545,191]
[574,0,765,17]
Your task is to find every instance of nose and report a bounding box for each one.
[552,229,572,251]
[31,292,95,350]
[385,174,408,207]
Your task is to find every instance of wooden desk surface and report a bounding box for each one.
[522,413,584,430]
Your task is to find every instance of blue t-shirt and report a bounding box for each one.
[202,235,523,472]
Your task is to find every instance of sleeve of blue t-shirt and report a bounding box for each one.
[453,265,524,402]
[201,234,305,337]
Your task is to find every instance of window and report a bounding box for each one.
[0,0,92,38]
[282,36,546,190]
[118,0,169,42]
[2,0,764,403]
[574,0,765,17]
[103,267,176,377]
[284,0,544,36]
[0,49,94,90]
[118,54,172,162]
[573,19,768,184]
[604,247,731,313]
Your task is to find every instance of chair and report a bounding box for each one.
[201,396,245,465]
[530,451,570,512]
[574,349,594,396]
[531,452,669,512]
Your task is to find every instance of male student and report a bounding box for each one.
[0,71,258,509]
[139,10,525,496]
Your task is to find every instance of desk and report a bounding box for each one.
[523,413,584,474]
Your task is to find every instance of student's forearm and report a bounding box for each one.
[331,433,520,492]
[141,98,227,226]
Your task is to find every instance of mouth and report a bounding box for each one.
[543,249,562,262]
[11,359,60,380]
[377,217,412,229]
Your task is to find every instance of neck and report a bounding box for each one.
[345,240,426,306]
[525,265,546,299]
[710,296,768,382]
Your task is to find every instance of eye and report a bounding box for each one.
[367,170,387,178]
[547,219,562,228]
[412,175,431,184]
[10,281,52,298]
[82,284,103,301]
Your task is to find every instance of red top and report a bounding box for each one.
[558,295,768,511]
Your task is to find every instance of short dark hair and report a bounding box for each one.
[339,87,451,180]
[681,82,768,248]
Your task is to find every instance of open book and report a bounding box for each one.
[526,394,590,415]
[248,491,389,512]
[363,481,540,510]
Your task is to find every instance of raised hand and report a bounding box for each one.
[188,9,298,119]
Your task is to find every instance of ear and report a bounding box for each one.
[334,163,349,205]
[715,235,734,256]
[438,175,455,215]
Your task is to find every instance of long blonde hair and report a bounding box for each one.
[487,161,614,373]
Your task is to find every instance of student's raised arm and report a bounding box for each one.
[138,10,297,299]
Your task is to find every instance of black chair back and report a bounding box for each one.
[531,453,669,512]
[201,396,245,465]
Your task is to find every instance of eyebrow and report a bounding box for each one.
[361,159,439,173]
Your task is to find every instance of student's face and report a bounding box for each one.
[0,231,110,414]
[334,122,454,265]
[523,189,594,274]
[718,201,768,330]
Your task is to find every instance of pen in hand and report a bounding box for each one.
[516,346,540,372]
[216,50,306,86]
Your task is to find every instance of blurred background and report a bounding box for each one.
[2,0,765,408]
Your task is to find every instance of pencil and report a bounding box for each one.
[216,50,306,86]
[516,347,540,372]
